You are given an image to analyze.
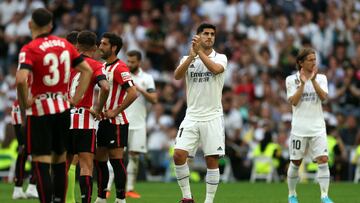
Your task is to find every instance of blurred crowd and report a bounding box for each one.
[0,0,359,182]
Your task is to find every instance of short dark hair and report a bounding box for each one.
[196,23,216,34]
[296,48,315,70]
[101,32,123,55]
[77,31,97,50]
[31,8,53,27]
[127,50,142,60]
[66,31,79,45]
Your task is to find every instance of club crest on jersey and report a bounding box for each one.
[121,72,131,81]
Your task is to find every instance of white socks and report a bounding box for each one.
[205,168,220,203]
[175,163,192,199]
[317,163,330,198]
[287,162,299,197]
[126,154,139,192]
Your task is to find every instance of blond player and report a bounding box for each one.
[285,48,333,203]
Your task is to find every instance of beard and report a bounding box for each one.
[100,50,112,60]
[129,66,138,73]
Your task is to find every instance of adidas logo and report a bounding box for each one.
[190,64,195,68]
[217,146,223,151]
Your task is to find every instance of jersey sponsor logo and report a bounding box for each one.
[190,71,213,83]
[121,72,131,81]
[301,92,318,102]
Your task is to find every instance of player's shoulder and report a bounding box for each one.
[316,73,327,80]
[286,73,297,80]
[214,52,227,59]
[285,73,297,84]
[85,57,102,67]
[115,59,129,71]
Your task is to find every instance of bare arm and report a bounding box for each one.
[72,61,93,105]
[95,79,110,114]
[311,79,328,101]
[198,50,224,74]
[174,42,197,80]
[137,87,158,104]
[349,83,360,97]
[288,83,305,106]
[174,54,195,80]
[16,69,30,111]
[108,86,138,117]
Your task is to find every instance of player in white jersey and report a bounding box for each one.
[125,50,157,198]
[173,23,227,203]
[285,48,333,203]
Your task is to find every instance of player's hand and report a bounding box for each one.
[310,66,318,81]
[189,46,197,59]
[89,108,101,120]
[192,35,200,54]
[26,97,35,108]
[299,68,307,84]
[104,109,117,118]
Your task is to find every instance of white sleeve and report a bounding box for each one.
[285,76,296,99]
[215,54,228,70]
[179,56,188,65]
[318,75,328,94]
[146,75,156,92]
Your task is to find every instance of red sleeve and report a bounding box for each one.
[113,65,132,85]
[94,63,107,83]
[18,45,33,70]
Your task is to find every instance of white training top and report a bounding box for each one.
[180,49,227,121]
[285,71,328,137]
[125,68,156,129]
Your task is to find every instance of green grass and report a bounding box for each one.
[1,182,359,203]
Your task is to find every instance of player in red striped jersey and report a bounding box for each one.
[15,8,93,203]
[11,100,38,199]
[94,32,137,203]
[67,30,109,203]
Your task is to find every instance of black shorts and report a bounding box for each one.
[97,120,128,148]
[13,124,25,146]
[68,129,96,154]
[26,110,70,156]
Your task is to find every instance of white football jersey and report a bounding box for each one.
[286,72,328,137]
[181,50,227,121]
[125,68,156,129]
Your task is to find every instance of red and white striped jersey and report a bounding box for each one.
[104,59,134,125]
[69,56,107,129]
[18,34,83,116]
[11,100,22,125]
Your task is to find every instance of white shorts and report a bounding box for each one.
[174,117,225,157]
[127,128,147,153]
[289,134,328,160]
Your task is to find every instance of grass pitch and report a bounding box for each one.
[0,181,359,203]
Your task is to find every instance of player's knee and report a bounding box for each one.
[316,156,328,164]
[173,150,187,165]
[291,160,302,166]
